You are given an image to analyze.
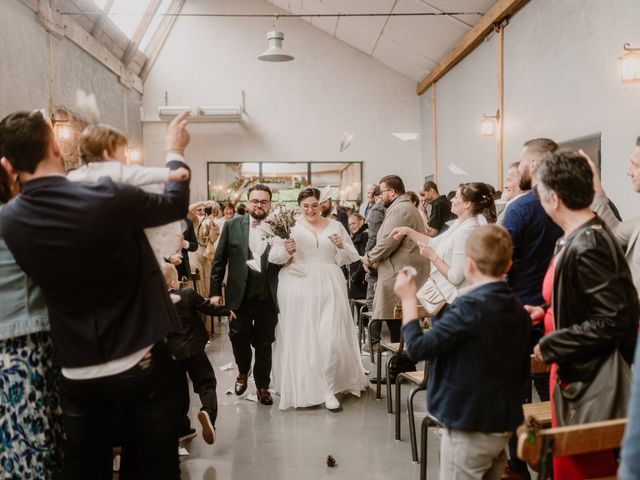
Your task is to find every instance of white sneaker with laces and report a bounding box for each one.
[197,410,216,445]
[325,394,340,411]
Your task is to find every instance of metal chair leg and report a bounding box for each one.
[358,305,366,348]
[408,386,421,462]
[376,344,383,399]
[420,416,429,480]
[367,320,379,364]
[420,414,443,480]
[386,353,396,413]
[395,375,404,440]
[538,436,554,480]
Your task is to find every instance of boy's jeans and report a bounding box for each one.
[440,428,511,480]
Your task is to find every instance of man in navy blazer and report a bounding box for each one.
[396,225,531,480]
[0,110,191,479]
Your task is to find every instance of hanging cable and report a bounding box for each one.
[59,11,484,19]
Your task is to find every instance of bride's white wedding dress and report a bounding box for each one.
[271,219,368,410]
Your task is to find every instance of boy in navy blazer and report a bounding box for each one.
[163,264,232,446]
[396,224,530,479]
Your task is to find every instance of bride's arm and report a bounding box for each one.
[333,224,361,266]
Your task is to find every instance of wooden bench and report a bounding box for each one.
[517,418,626,480]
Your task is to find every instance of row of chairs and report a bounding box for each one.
[351,300,428,463]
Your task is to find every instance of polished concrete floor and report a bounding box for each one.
[178,318,441,480]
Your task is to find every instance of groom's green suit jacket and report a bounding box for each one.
[210,214,280,311]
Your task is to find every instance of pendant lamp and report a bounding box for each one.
[258,15,294,62]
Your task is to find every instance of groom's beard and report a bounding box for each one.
[250,209,268,220]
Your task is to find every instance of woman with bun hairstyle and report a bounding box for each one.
[392,182,497,305]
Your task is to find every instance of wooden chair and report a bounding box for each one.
[517,418,627,480]
[375,328,404,410]
[395,362,428,462]
[351,299,368,349]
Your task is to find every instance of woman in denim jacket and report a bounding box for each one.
[0,165,62,477]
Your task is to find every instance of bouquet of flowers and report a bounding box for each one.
[262,203,296,239]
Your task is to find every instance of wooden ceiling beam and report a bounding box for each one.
[416,0,528,95]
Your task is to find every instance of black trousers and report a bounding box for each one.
[178,351,218,431]
[229,295,278,389]
[60,345,181,480]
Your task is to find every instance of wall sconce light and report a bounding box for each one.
[55,125,72,140]
[480,111,500,136]
[619,43,640,83]
[126,147,142,164]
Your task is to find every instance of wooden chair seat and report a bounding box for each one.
[402,370,424,384]
[380,341,402,353]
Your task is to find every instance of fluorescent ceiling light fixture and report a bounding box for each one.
[392,132,419,141]
[158,105,244,122]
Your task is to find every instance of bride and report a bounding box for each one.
[271,187,368,410]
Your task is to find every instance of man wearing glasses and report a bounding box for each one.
[210,184,281,405]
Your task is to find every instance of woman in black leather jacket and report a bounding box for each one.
[531,151,639,478]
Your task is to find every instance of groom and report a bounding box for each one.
[210,184,280,405]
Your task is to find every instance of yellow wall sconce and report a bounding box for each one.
[619,43,640,83]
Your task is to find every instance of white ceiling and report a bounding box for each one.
[266,0,495,81]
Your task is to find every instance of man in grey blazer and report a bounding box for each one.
[586,141,640,298]
[363,175,429,343]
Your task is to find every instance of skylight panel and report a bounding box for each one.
[139,0,173,52]
[108,0,150,38]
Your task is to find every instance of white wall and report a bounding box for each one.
[421,0,640,218]
[142,0,422,202]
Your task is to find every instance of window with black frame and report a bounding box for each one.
[207,162,363,209]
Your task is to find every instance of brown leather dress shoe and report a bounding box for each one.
[257,388,273,405]
[235,374,248,396]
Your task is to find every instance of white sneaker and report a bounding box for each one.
[325,394,340,411]
[197,410,216,445]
